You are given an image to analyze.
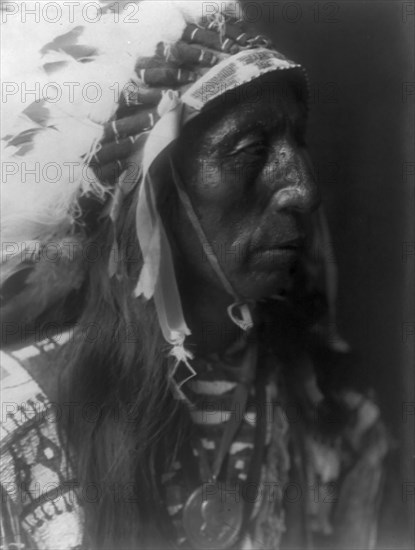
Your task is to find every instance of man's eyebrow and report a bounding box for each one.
[212,128,260,154]
[214,113,287,150]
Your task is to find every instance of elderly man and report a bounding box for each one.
[1,2,389,549]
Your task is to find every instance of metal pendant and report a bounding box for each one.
[182,485,244,550]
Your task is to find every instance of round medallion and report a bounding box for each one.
[182,485,244,549]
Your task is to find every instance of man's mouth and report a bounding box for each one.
[252,237,305,253]
[249,237,304,269]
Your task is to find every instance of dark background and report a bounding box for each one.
[241,0,414,547]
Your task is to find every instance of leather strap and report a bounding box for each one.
[169,157,239,302]
[243,370,267,521]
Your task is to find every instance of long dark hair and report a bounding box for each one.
[58,183,190,549]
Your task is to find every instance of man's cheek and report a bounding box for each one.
[216,242,243,269]
[205,227,245,270]
[196,162,242,204]
[199,161,222,189]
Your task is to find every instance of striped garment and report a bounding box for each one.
[162,345,291,548]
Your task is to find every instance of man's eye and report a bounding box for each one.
[230,139,268,158]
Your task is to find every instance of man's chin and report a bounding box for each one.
[236,267,296,302]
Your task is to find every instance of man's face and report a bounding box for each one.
[169,75,320,301]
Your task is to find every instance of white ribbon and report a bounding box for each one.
[134,90,192,363]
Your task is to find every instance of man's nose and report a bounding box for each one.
[269,141,320,213]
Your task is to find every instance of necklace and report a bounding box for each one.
[182,342,266,549]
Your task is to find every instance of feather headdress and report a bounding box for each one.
[1,0,219,258]
[1,1,243,325]
[1,1,346,359]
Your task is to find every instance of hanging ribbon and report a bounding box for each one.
[133,90,194,376]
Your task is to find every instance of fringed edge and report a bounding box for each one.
[168,339,196,403]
